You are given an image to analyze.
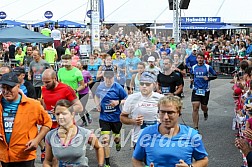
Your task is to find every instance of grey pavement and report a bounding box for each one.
[35,79,243,167]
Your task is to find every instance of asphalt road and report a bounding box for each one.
[35,78,243,167]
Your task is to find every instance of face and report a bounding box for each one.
[61,59,72,67]
[137,64,145,74]
[159,103,180,129]
[33,50,40,61]
[197,55,204,65]
[27,47,33,56]
[163,59,172,71]
[17,48,22,54]
[76,62,82,70]
[104,76,114,87]
[173,54,179,62]
[105,57,112,66]
[42,75,56,90]
[140,82,153,96]
[55,106,74,127]
[1,84,20,102]
[148,61,155,68]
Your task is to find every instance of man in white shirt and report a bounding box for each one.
[51,25,61,48]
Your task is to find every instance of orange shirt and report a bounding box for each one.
[0,94,52,163]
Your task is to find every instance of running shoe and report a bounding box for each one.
[87,114,93,124]
[116,143,121,151]
[204,112,208,121]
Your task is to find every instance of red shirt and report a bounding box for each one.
[42,82,77,128]
[203,51,210,64]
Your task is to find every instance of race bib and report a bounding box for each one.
[4,117,14,133]
[195,89,206,96]
[161,87,170,94]
[34,74,42,80]
[103,103,116,113]
[141,121,157,129]
[25,67,29,73]
[48,111,56,122]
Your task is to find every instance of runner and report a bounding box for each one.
[97,54,115,82]
[43,99,104,167]
[120,71,163,146]
[41,69,83,165]
[113,50,126,88]
[190,51,217,130]
[157,58,183,96]
[94,69,127,167]
[132,95,208,167]
[130,62,145,94]
[57,54,85,97]
[43,42,57,67]
[145,56,161,76]
[28,49,51,99]
[0,72,52,167]
[125,49,141,94]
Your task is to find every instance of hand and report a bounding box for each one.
[0,133,4,141]
[175,159,189,167]
[135,115,144,126]
[129,68,133,73]
[28,75,31,80]
[96,105,101,112]
[203,76,209,81]
[24,138,39,151]
[244,128,252,140]
[109,100,119,107]
[235,138,251,156]
[190,79,194,84]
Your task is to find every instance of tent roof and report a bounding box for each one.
[0,0,252,24]
[0,27,53,43]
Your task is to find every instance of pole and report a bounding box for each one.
[172,0,181,43]
[90,0,93,55]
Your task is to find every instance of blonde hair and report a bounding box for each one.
[158,95,183,114]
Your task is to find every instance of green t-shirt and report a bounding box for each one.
[15,52,25,66]
[43,47,57,64]
[58,67,83,95]
[134,49,142,58]
[65,48,70,55]
[41,28,51,37]
[170,43,176,51]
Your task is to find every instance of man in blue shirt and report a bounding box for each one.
[186,48,198,69]
[190,52,217,130]
[94,69,127,167]
[132,96,208,167]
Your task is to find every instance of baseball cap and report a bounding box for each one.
[140,71,156,83]
[192,44,198,51]
[147,56,155,62]
[0,72,19,87]
[13,67,25,74]
[103,69,114,78]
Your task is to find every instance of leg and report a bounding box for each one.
[111,122,122,151]
[191,90,201,129]
[192,102,201,129]
[201,91,210,121]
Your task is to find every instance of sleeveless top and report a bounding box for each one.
[134,74,140,93]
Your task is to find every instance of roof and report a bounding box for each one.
[0,27,53,43]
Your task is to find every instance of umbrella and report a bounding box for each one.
[58,20,86,28]
[1,20,26,27]
[32,20,56,27]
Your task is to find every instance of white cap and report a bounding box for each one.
[147,56,155,62]
[192,44,198,51]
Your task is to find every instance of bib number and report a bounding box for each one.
[25,67,29,73]
[141,121,157,129]
[195,89,206,96]
[161,87,170,95]
[34,74,42,80]
[4,117,14,133]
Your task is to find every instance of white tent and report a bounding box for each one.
[0,0,251,24]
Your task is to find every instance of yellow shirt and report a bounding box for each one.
[112,53,126,60]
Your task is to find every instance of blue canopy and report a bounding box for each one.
[1,20,26,27]
[58,20,86,28]
[0,26,53,43]
[164,23,226,30]
[32,20,56,27]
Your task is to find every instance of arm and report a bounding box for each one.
[43,142,53,167]
[130,74,136,91]
[71,98,83,113]
[77,80,86,92]
[191,157,208,167]
[88,76,94,85]
[132,158,144,167]
[88,134,104,166]
[120,112,137,125]
[94,95,101,112]
[96,66,103,81]
[174,84,183,95]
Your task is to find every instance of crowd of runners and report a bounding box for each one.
[1,24,252,166]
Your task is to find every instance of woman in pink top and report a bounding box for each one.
[70,48,80,67]
[76,61,93,126]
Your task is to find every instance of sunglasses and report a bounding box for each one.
[140,82,152,86]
